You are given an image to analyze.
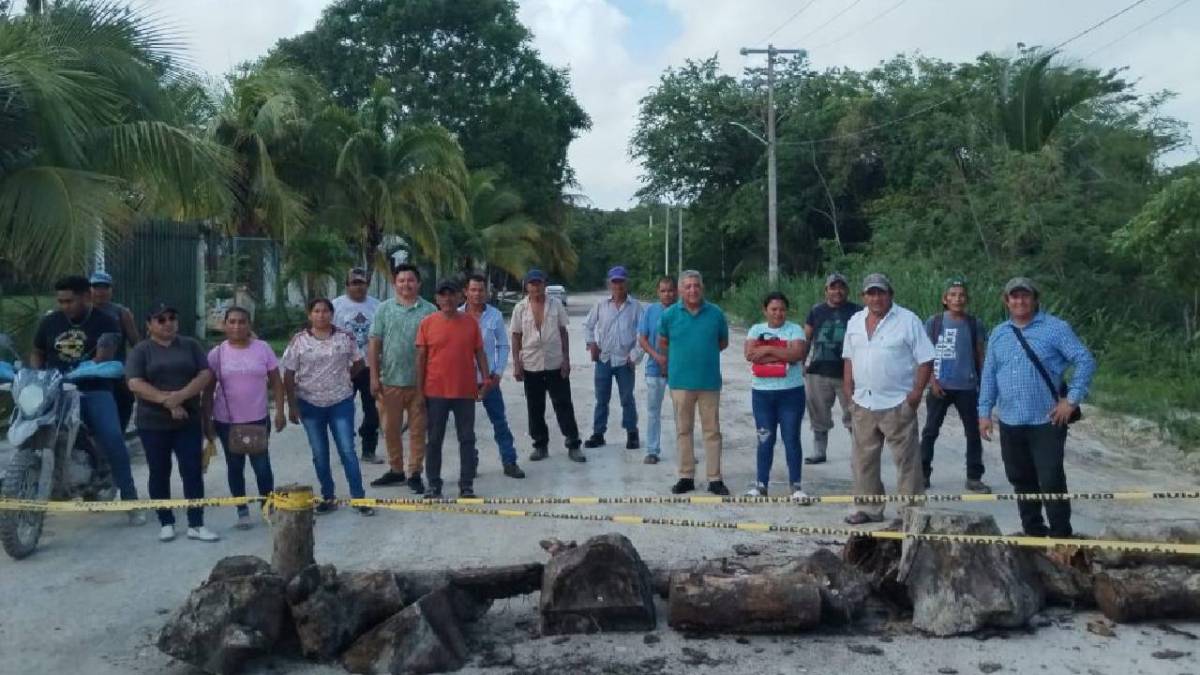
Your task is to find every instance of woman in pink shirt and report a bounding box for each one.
[202,307,285,529]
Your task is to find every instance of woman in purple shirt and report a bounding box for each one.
[202,307,285,529]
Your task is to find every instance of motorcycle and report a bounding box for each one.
[0,333,125,559]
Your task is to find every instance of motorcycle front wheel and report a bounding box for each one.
[0,448,46,559]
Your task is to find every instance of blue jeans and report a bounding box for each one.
[297,397,364,500]
[480,386,517,465]
[214,419,275,516]
[751,386,806,486]
[592,361,637,436]
[139,424,204,527]
[644,375,668,456]
[79,390,137,500]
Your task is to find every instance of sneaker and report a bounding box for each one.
[407,475,426,495]
[425,486,443,500]
[187,526,220,542]
[790,486,811,504]
[370,470,406,487]
[583,434,606,449]
[128,510,147,526]
[361,453,385,465]
[357,506,376,517]
[707,480,731,496]
[844,511,885,525]
[503,463,526,479]
[460,486,477,499]
[315,500,337,515]
[529,447,549,461]
[965,479,992,494]
[744,483,768,497]
[159,525,176,542]
[568,446,587,463]
[626,431,640,450]
[235,513,253,530]
[643,454,660,465]
[804,455,826,465]
[671,478,695,494]
[1024,524,1051,537]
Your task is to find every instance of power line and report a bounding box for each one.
[811,0,908,49]
[1050,0,1152,51]
[799,0,865,42]
[762,0,821,43]
[778,89,975,146]
[1082,0,1192,60]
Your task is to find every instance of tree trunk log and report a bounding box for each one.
[393,563,544,603]
[1093,566,1200,623]
[271,484,315,584]
[667,571,822,633]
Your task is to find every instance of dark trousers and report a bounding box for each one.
[214,419,274,516]
[522,369,581,450]
[114,380,135,434]
[999,422,1071,536]
[921,389,985,480]
[425,397,478,490]
[592,361,637,436]
[352,369,380,456]
[139,424,205,528]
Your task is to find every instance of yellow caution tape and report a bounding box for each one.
[0,497,254,512]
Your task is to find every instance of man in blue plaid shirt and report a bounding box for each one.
[978,277,1096,537]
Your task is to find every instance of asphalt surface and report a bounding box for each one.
[2,291,1198,674]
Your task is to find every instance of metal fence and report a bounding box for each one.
[108,220,204,338]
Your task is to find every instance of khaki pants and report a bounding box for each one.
[850,401,924,519]
[379,385,426,475]
[670,390,722,480]
[804,372,852,433]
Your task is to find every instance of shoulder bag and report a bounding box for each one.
[215,343,270,454]
[1008,325,1082,424]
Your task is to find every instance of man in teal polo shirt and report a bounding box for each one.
[657,270,730,495]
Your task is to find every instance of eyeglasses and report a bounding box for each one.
[153,314,178,323]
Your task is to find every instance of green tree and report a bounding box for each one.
[283,228,353,302]
[445,169,541,279]
[272,0,590,217]
[0,0,231,280]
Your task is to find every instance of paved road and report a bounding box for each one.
[2,291,1197,674]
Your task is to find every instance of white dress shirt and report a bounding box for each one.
[842,303,935,410]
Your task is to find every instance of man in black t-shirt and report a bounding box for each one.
[802,273,862,463]
[30,276,142,519]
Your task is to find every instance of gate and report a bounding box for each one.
[108,220,204,339]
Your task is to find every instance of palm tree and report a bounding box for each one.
[446,170,542,278]
[0,1,232,280]
[997,51,1124,153]
[283,228,352,302]
[209,64,326,239]
[322,80,468,276]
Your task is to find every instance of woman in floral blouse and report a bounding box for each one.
[281,298,374,516]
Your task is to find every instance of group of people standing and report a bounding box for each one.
[27,260,1096,543]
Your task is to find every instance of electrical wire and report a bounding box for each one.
[1082,0,1192,59]
[1050,0,1152,51]
[762,0,821,43]
[811,0,908,49]
[799,0,865,42]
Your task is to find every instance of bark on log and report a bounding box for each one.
[392,563,544,604]
[1094,520,1200,569]
[1093,566,1200,623]
[271,484,315,584]
[667,571,822,633]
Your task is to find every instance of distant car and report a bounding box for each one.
[547,284,568,307]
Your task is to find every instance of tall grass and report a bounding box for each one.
[723,268,1200,452]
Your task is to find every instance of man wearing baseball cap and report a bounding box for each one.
[978,277,1096,538]
[802,272,860,463]
[333,267,382,464]
[842,273,935,524]
[583,265,643,451]
[90,270,140,433]
[510,268,585,462]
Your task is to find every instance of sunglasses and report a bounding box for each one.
[153,314,178,323]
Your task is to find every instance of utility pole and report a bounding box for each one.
[740,44,804,285]
[664,204,670,276]
[677,207,683,277]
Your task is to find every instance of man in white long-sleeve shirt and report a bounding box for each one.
[583,266,644,450]
[462,274,525,479]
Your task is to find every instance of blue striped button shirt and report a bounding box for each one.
[977,311,1097,426]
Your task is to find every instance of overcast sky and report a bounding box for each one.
[143,0,1200,210]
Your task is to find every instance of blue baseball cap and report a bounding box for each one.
[89,271,113,286]
[607,266,628,282]
[524,269,547,285]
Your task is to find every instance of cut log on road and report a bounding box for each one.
[898,508,1043,636]
[1094,566,1200,623]
[393,563,544,603]
[844,527,909,608]
[1027,546,1095,608]
[271,484,315,584]
[1094,520,1200,569]
[667,570,822,633]
[540,532,657,635]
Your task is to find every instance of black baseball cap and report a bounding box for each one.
[435,278,461,294]
[145,301,177,320]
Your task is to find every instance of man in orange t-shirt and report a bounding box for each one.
[416,279,489,499]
